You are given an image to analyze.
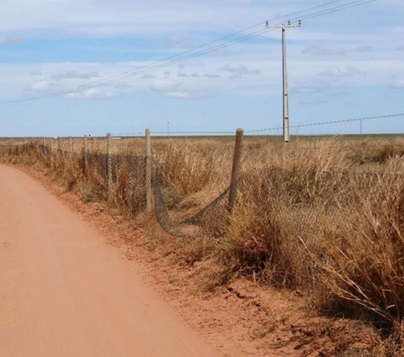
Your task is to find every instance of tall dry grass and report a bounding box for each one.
[3,135,404,351]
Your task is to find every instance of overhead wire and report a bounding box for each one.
[245,113,404,134]
[46,23,267,95]
[66,0,361,95]
[114,112,404,137]
[0,27,271,104]
[12,0,356,103]
[0,0,377,104]
[294,0,376,22]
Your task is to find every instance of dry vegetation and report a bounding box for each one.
[2,135,404,355]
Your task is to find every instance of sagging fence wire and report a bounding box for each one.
[22,143,233,238]
[2,138,404,242]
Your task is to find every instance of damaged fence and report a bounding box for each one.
[1,133,403,245]
[1,130,244,238]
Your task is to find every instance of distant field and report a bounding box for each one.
[2,133,404,144]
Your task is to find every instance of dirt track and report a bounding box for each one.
[0,165,219,357]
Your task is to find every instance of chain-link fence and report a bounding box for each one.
[3,138,404,244]
[4,137,404,335]
[37,142,233,237]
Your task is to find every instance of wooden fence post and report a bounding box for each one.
[145,129,152,214]
[83,135,88,175]
[69,137,73,157]
[107,133,113,197]
[57,137,62,156]
[228,128,244,213]
[50,138,54,168]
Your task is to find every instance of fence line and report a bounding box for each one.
[1,132,404,238]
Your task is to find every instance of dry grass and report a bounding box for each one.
[3,135,404,354]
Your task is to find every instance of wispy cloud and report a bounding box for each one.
[0,35,20,44]
[51,71,99,81]
[140,74,154,79]
[203,73,221,79]
[302,46,347,56]
[65,88,114,99]
[391,80,404,88]
[317,66,363,78]
[355,45,373,53]
[149,79,209,99]
[222,62,261,75]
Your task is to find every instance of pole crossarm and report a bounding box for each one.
[266,20,302,29]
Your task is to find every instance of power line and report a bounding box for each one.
[114,113,404,137]
[293,0,376,22]
[47,24,266,96]
[17,1,356,103]
[245,113,404,134]
[0,0,372,104]
[0,27,271,104]
[274,0,347,19]
[0,0,377,104]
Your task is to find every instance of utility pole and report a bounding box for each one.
[266,20,301,143]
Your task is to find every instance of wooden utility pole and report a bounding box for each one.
[266,20,301,143]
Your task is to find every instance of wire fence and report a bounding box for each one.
[3,131,404,335]
[2,131,404,242]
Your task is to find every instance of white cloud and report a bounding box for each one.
[355,45,373,53]
[203,73,221,79]
[65,88,114,99]
[317,66,363,78]
[149,78,209,99]
[166,90,209,99]
[0,35,19,44]
[50,71,99,80]
[113,81,132,90]
[0,0,273,37]
[222,62,261,75]
[302,46,347,56]
[30,79,57,91]
[140,74,154,79]
[150,80,178,92]
[391,80,404,88]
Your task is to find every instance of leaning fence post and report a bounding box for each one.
[107,133,113,197]
[228,128,244,213]
[57,136,61,151]
[69,136,73,157]
[83,135,88,175]
[145,129,152,214]
[50,138,54,168]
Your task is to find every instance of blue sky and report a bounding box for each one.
[0,0,403,137]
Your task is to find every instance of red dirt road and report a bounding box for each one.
[0,165,219,357]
